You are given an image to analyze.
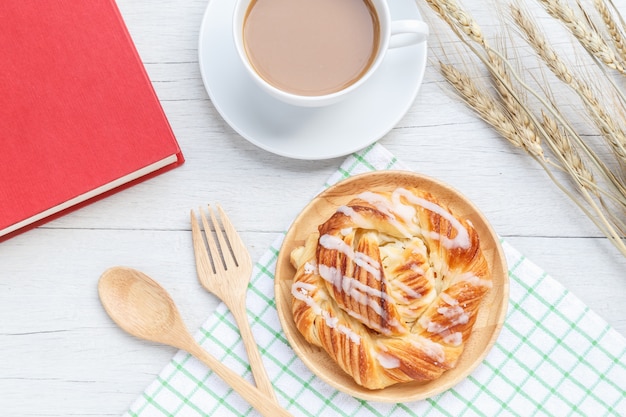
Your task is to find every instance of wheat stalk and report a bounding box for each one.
[511,4,626,185]
[440,61,626,255]
[606,0,626,34]
[593,0,626,62]
[421,0,626,257]
[439,62,534,151]
[423,0,545,157]
[441,59,594,196]
[488,50,547,157]
[538,0,626,74]
[540,110,596,191]
[422,0,485,45]
[578,82,626,164]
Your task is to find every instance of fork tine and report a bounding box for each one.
[207,204,237,270]
[216,204,251,267]
[199,205,226,272]
[190,209,215,274]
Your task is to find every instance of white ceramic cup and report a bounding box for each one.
[233,0,429,107]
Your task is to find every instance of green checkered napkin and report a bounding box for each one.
[125,143,626,417]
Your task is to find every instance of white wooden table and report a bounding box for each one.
[1,0,625,415]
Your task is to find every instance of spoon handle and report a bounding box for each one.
[186,340,293,417]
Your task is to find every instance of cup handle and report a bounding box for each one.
[389,20,429,48]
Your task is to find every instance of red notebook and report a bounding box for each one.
[0,0,184,241]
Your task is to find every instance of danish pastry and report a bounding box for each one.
[290,187,492,389]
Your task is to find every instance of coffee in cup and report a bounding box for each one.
[233,0,428,107]
[243,0,380,97]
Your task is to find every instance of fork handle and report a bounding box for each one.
[231,302,279,402]
[185,339,292,417]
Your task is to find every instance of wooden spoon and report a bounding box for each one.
[98,266,292,417]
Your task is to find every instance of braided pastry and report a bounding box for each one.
[290,187,492,389]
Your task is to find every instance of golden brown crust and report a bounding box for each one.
[290,187,492,389]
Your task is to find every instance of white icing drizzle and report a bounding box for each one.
[338,324,361,345]
[457,272,493,288]
[291,281,362,345]
[442,332,463,346]
[319,234,381,280]
[391,188,471,249]
[377,352,401,369]
[358,190,416,225]
[318,265,390,305]
[355,191,413,237]
[303,261,317,275]
[410,264,425,275]
[411,336,445,363]
[337,205,370,229]
[342,308,396,336]
[357,191,397,216]
[437,305,469,326]
[340,227,353,236]
[422,320,448,335]
[439,292,458,306]
[317,264,404,335]
[318,231,408,333]
[419,301,469,337]
[292,282,319,313]
[353,187,471,249]
[317,264,343,290]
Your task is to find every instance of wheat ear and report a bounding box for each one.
[538,0,626,74]
[594,0,626,63]
[540,110,626,249]
[540,111,596,191]
[423,0,544,157]
[440,63,626,255]
[512,5,626,171]
[439,62,530,150]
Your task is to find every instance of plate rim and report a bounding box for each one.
[274,170,510,402]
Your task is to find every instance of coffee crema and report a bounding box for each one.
[242,0,380,96]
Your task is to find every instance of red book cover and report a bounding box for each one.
[0,0,184,241]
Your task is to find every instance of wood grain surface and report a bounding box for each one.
[1,0,625,415]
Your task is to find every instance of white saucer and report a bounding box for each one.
[198,0,427,160]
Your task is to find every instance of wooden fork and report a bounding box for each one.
[190,205,277,402]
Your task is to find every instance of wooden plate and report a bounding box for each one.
[274,171,509,402]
